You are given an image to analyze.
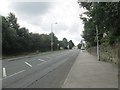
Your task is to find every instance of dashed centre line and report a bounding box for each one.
[37,62,46,66]
[25,62,32,67]
[3,67,7,77]
[38,59,46,62]
[37,59,47,66]
[45,57,51,59]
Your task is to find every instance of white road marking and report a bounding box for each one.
[38,59,46,62]
[46,57,51,59]
[25,62,32,67]
[37,62,46,66]
[3,67,7,77]
[37,59,47,66]
[3,70,25,79]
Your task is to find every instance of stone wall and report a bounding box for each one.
[87,43,120,64]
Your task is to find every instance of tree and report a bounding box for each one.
[2,16,19,54]
[40,34,50,51]
[6,12,20,32]
[68,40,75,49]
[79,2,120,47]
[62,38,68,49]
[2,13,71,55]
[77,43,82,49]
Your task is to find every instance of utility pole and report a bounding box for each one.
[96,25,100,61]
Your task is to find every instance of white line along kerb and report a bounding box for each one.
[25,62,32,67]
[38,59,46,62]
[3,67,7,77]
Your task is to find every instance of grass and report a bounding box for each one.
[2,49,66,60]
[2,51,49,60]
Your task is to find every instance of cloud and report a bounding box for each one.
[8,2,57,30]
[68,23,80,35]
[9,2,54,16]
[53,22,68,33]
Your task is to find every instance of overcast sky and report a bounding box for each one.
[0,0,85,46]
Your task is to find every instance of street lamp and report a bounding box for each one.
[51,22,57,52]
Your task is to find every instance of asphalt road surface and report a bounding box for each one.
[2,49,79,88]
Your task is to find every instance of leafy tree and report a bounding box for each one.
[6,12,20,32]
[68,40,75,49]
[2,13,73,55]
[40,34,50,51]
[2,16,19,54]
[79,2,120,47]
[62,38,68,49]
[77,43,82,49]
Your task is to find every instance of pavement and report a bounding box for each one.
[62,50,118,88]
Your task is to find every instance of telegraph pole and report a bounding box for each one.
[96,25,100,61]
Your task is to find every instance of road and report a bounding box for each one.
[2,49,79,88]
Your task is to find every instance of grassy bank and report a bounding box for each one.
[87,43,120,64]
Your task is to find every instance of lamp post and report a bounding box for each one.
[51,22,57,52]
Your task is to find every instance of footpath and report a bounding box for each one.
[62,50,118,88]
